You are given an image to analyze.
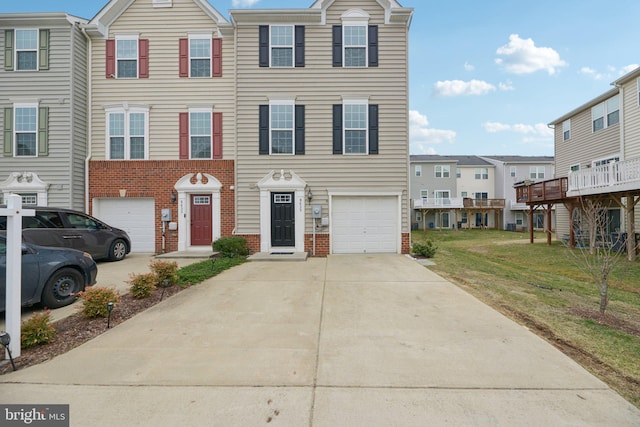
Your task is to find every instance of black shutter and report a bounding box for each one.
[333,104,343,154]
[369,104,379,154]
[368,25,378,67]
[295,26,305,67]
[259,105,269,154]
[332,25,342,67]
[259,25,269,67]
[295,105,305,155]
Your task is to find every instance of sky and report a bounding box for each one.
[2,0,640,157]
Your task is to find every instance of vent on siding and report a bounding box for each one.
[152,0,172,7]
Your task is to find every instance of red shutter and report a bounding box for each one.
[106,39,116,78]
[179,38,189,77]
[139,39,149,78]
[179,112,189,159]
[213,112,222,159]
[212,38,222,77]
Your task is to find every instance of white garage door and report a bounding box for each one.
[93,198,155,253]
[332,196,398,254]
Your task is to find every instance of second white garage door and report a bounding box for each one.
[332,196,398,254]
[93,198,155,253]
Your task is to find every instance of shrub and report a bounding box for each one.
[78,287,121,318]
[412,240,438,258]
[128,272,157,299]
[21,311,56,349]
[212,236,249,257]
[149,259,179,286]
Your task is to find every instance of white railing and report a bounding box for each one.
[568,157,640,192]
[413,197,464,209]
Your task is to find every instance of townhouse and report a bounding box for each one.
[1,0,413,256]
[410,155,505,231]
[0,13,88,209]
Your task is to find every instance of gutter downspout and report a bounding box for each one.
[80,25,92,214]
[611,83,625,160]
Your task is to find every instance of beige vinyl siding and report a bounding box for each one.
[235,0,410,234]
[554,103,620,177]
[622,78,640,160]
[70,26,88,210]
[90,0,235,160]
[0,20,86,209]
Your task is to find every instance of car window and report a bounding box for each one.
[65,213,99,230]
[36,211,64,228]
[0,239,5,255]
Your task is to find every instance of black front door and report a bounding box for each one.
[271,192,295,247]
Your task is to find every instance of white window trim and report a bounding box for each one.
[15,28,39,71]
[515,212,524,226]
[342,97,369,155]
[188,107,213,160]
[592,154,620,167]
[562,119,571,141]
[435,165,450,178]
[115,34,139,79]
[13,102,38,158]
[420,189,428,199]
[591,95,619,132]
[105,104,149,160]
[434,190,450,199]
[269,99,295,155]
[415,165,422,177]
[529,166,545,179]
[341,9,369,68]
[269,25,294,68]
[569,163,580,173]
[475,168,489,180]
[188,33,213,78]
[637,77,640,106]
[510,166,517,177]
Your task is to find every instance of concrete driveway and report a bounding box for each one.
[1,255,639,426]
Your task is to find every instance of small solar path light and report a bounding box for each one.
[106,302,115,329]
[160,279,170,302]
[0,332,16,371]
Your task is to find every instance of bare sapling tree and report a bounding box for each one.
[566,198,626,314]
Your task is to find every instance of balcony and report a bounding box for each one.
[413,197,464,209]
[463,198,505,209]
[567,157,640,196]
[515,178,568,204]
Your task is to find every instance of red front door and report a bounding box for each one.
[190,194,212,246]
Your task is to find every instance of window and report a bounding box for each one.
[638,78,640,106]
[66,213,100,230]
[415,165,422,177]
[593,156,620,167]
[106,107,148,160]
[515,212,524,226]
[475,192,488,199]
[562,119,570,141]
[456,168,461,178]
[529,166,545,179]
[415,212,422,222]
[15,29,38,71]
[259,26,304,68]
[570,164,580,173]
[461,191,468,198]
[193,196,211,205]
[190,110,212,159]
[14,105,37,156]
[106,36,148,79]
[20,194,37,205]
[332,101,378,155]
[259,103,304,155]
[592,95,619,132]
[4,29,49,71]
[420,189,428,199]
[189,36,211,77]
[344,25,366,67]
[274,194,292,204]
[474,168,488,180]
[435,190,450,201]
[510,166,516,177]
[332,20,378,68]
[435,165,450,178]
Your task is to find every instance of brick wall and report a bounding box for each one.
[305,233,330,256]
[401,232,411,254]
[89,160,235,254]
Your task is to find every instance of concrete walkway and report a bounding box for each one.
[1,255,639,426]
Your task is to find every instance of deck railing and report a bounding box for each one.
[412,197,464,209]
[463,198,505,208]
[515,177,568,203]
[568,157,640,193]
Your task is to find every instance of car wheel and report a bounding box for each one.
[42,268,84,309]
[109,239,127,261]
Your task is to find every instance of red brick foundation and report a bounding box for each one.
[89,160,235,254]
[305,233,330,256]
[402,232,411,254]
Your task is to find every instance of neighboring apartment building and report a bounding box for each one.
[231,0,413,255]
[0,13,88,209]
[481,155,555,231]
[84,0,236,254]
[410,155,504,230]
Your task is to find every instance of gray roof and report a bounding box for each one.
[482,155,554,163]
[410,155,494,166]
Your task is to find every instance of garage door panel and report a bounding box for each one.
[332,196,397,254]
[93,198,155,253]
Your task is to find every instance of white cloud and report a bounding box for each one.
[433,79,496,97]
[579,63,640,80]
[464,61,475,72]
[482,121,553,138]
[498,80,514,91]
[495,34,567,75]
[619,64,640,75]
[579,66,605,80]
[410,110,456,154]
[232,0,260,7]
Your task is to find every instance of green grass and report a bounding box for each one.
[413,229,640,407]
[176,256,246,287]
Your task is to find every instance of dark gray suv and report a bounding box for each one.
[0,207,131,261]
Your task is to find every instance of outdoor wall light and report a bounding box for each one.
[160,279,170,302]
[306,188,313,203]
[0,332,16,371]
[107,302,115,329]
[170,191,177,203]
